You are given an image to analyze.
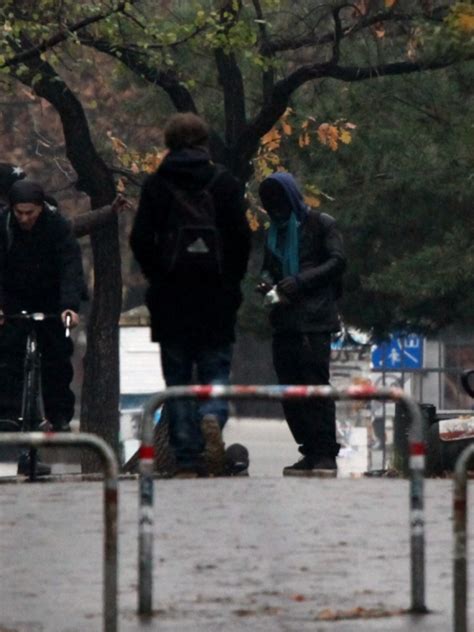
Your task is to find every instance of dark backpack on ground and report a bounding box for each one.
[157,172,223,279]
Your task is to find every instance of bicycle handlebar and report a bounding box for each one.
[5,311,58,321]
[64,312,72,338]
[2,311,72,338]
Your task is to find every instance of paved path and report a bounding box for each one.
[0,419,472,631]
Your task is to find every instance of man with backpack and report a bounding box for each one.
[257,172,346,477]
[130,112,251,477]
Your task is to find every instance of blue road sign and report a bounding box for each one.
[371,334,423,370]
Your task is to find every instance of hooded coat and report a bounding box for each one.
[261,173,346,334]
[130,148,251,344]
[0,185,85,314]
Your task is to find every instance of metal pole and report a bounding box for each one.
[404,397,427,613]
[453,444,474,632]
[138,402,155,616]
[0,432,119,632]
[138,384,426,616]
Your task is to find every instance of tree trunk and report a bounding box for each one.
[19,59,121,470]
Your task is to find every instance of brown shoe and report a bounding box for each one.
[201,414,226,476]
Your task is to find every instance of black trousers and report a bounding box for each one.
[272,332,339,458]
[0,320,74,427]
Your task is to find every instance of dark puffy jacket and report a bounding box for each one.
[130,148,251,344]
[0,207,85,314]
[262,210,346,334]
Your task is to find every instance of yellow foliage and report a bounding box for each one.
[254,112,357,183]
[303,195,321,208]
[457,12,474,32]
[384,0,397,7]
[317,123,339,151]
[267,153,281,165]
[339,129,352,145]
[447,3,474,33]
[298,133,311,148]
[143,152,166,173]
[107,131,127,155]
[261,128,281,147]
[246,209,260,232]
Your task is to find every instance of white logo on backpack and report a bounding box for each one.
[186,237,210,254]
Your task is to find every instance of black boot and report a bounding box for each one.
[17,452,51,477]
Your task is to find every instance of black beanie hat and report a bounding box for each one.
[9,180,45,207]
[0,163,26,194]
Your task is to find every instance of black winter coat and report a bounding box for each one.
[262,211,346,334]
[130,148,251,344]
[0,207,85,314]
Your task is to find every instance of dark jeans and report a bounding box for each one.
[272,332,339,459]
[160,341,233,466]
[0,320,75,427]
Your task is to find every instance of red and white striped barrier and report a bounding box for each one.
[137,385,426,617]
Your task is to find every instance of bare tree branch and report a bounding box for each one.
[81,37,198,113]
[79,37,228,162]
[261,6,449,56]
[251,0,274,102]
[331,6,343,64]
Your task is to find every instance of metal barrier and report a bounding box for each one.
[0,432,119,632]
[453,444,474,632]
[137,384,426,617]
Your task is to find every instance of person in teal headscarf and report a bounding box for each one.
[258,172,347,477]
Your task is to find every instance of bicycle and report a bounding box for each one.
[0,311,72,480]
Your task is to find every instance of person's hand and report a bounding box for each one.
[111,194,133,214]
[61,310,79,329]
[255,280,272,295]
[277,276,299,299]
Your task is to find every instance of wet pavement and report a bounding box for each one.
[0,419,472,631]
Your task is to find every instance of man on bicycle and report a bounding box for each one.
[0,180,85,469]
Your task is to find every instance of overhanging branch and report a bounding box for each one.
[261,6,449,55]
[1,1,138,70]
[81,37,198,113]
[235,53,473,173]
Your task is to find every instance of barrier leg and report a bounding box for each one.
[453,445,474,632]
[0,432,118,632]
[138,443,154,616]
[409,437,427,613]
